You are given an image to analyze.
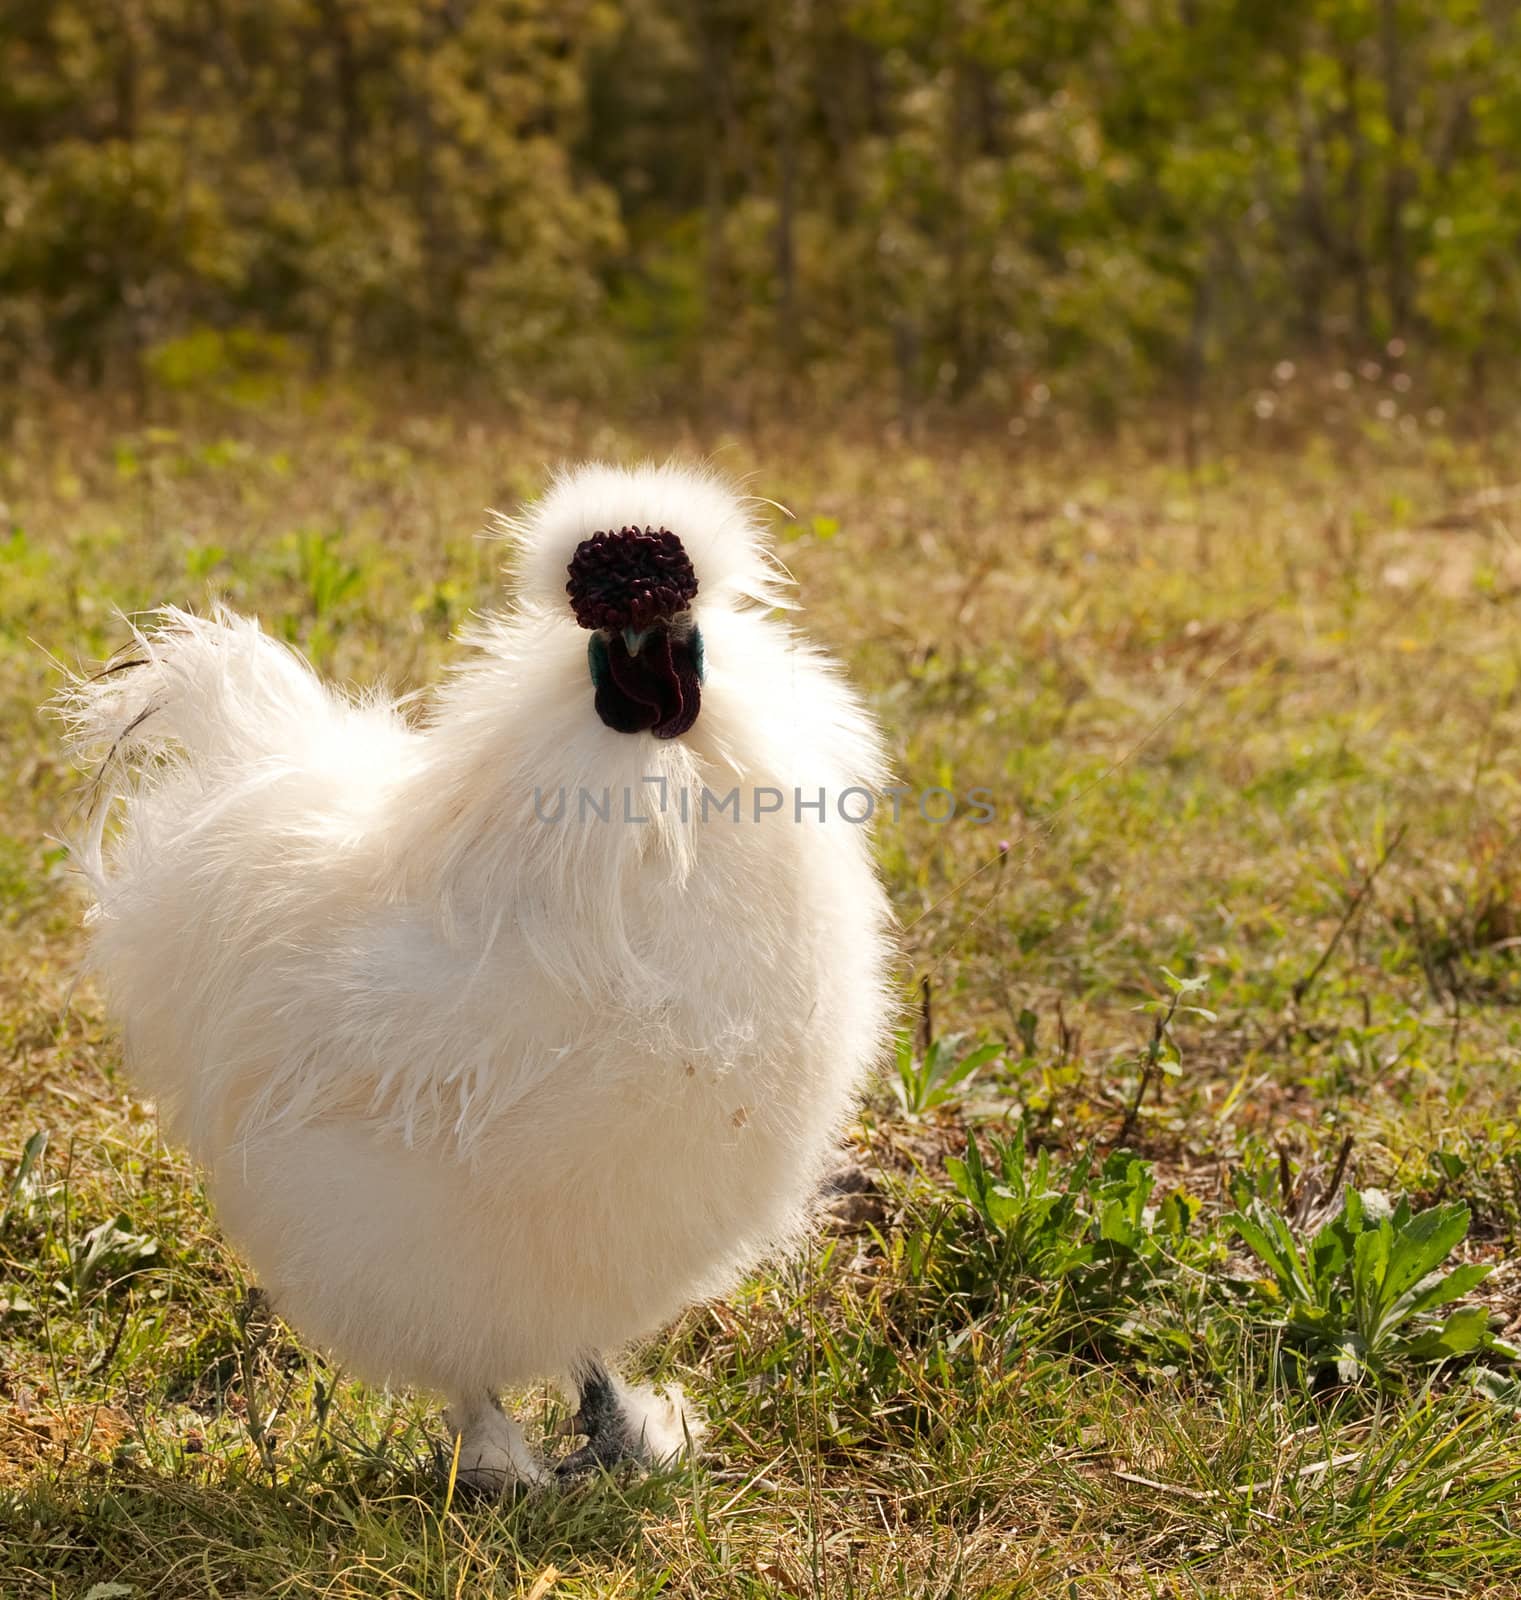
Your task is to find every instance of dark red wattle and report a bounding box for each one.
[595,629,701,739]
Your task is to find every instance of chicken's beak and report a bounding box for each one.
[622,625,653,656]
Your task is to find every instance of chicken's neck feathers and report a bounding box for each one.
[384,604,883,1010]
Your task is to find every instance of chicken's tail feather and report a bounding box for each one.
[54,604,337,889]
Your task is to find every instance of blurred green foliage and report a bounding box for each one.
[1,0,1520,415]
[0,0,621,385]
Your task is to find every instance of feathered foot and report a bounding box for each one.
[444,1393,549,1496]
[555,1361,704,1479]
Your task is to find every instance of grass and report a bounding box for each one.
[3,383,1521,1596]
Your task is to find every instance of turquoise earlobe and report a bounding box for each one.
[588,631,611,690]
[691,624,705,683]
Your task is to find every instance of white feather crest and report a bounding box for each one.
[503,459,793,618]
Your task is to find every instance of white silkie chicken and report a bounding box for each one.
[57,463,893,1489]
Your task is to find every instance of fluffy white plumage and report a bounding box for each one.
[56,462,894,1487]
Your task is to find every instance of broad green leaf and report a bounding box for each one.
[1157,1188,1200,1237]
[1396,1305,1493,1362]
[1160,968,1208,996]
[1387,1261,1491,1329]
[1381,1203,1471,1302]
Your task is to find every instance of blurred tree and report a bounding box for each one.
[0,0,621,387]
[2,0,1520,414]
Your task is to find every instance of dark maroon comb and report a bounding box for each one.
[566,526,699,631]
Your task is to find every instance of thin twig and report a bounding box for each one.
[1325,1132,1354,1202]
[236,1288,278,1484]
[1114,1469,1218,1501]
[1242,1451,1363,1497]
[87,1300,133,1378]
[1117,984,1186,1145]
[1277,1145,1295,1212]
[711,1452,790,1517]
[1117,1450,1363,1514]
[1292,823,1409,1006]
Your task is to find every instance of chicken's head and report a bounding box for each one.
[567,524,703,738]
[511,462,786,741]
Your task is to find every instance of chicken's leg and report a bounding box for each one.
[556,1359,703,1478]
[445,1392,547,1493]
